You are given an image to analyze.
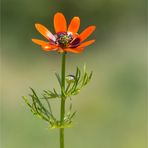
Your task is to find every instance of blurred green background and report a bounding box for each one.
[1,0,147,148]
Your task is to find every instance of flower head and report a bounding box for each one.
[32,12,96,53]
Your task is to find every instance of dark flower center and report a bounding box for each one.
[56,32,73,48]
[70,38,80,48]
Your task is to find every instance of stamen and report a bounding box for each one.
[56,32,73,48]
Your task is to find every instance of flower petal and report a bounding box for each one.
[78,26,96,42]
[41,44,58,51]
[35,24,56,41]
[58,48,65,53]
[32,38,49,46]
[68,17,80,34]
[78,40,95,48]
[54,12,67,33]
[70,38,80,47]
[64,48,84,53]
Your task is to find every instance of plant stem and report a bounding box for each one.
[60,52,66,148]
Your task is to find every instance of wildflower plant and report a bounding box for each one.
[23,12,96,148]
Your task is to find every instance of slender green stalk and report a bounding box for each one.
[60,52,66,148]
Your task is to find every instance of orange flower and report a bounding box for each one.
[32,12,96,53]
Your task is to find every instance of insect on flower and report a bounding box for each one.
[32,12,96,53]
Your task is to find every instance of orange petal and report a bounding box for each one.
[35,24,56,41]
[64,48,84,53]
[78,40,95,48]
[68,17,80,34]
[32,39,49,46]
[78,26,96,42]
[58,48,64,53]
[41,44,58,51]
[54,12,67,33]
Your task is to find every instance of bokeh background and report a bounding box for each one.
[1,0,147,148]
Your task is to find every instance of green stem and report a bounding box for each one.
[60,52,66,148]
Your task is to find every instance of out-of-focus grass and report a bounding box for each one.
[1,0,146,148]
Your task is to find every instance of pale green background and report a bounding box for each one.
[1,0,147,148]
